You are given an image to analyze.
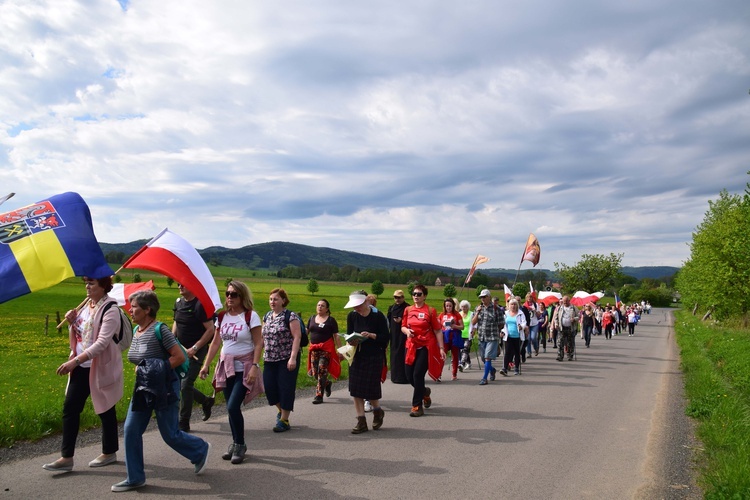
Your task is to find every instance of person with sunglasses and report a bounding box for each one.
[200,281,262,464]
[401,285,445,417]
[173,283,216,433]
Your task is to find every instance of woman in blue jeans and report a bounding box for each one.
[581,304,595,347]
[112,291,210,493]
[200,281,263,465]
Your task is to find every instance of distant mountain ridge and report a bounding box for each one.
[99,240,679,280]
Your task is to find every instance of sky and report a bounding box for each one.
[1,1,748,271]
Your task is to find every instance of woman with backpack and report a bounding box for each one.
[200,280,263,465]
[43,275,124,473]
[112,290,210,492]
[261,288,302,432]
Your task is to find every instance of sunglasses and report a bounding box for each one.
[225,291,240,298]
[412,292,424,297]
[394,296,404,299]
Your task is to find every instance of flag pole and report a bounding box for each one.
[56,265,127,329]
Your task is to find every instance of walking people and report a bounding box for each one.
[113,290,210,492]
[439,299,464,380]
[471,289,504,385]
[402,284,445,416]
[173,283,216,433]
[553,295,579,361]
[307,299,341,404]
[387,290,410,384]
[458,300,475,371]
[200,281,263,464]
[581,304,595,348]
[44,276,123,473]
[344,292,389,433]
[500,299,527,376]
[261,288,302,432]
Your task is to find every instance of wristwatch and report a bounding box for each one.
[252,363,260,368]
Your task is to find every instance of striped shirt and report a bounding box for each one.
[127,321,178,365]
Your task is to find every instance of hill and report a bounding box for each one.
[100,241,678,280]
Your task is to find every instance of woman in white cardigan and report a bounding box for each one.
[500,299,528,376]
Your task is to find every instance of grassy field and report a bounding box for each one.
[674,310,750,498]
[0,272,457,447]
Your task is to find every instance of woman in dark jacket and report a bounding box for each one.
[344,292,389,434]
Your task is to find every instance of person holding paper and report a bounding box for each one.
[343,292,389,434]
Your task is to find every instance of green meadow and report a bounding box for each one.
[0,271,453,447]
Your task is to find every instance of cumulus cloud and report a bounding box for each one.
[1,0,748,270]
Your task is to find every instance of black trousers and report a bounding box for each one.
[61,366,118,458]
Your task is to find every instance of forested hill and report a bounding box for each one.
[99,240,679,280]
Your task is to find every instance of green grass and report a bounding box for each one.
[674,310,750,498]
[0,271,455,447]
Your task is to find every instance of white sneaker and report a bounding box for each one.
[364,400,373,412]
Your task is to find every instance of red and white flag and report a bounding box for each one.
[520,233,540,267]
[529,281,537,301]
[108,280,155,306]
[122,228,222,317]
[504,284,513,302]
[464,254,490,285]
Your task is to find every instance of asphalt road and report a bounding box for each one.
[1,308,701,499]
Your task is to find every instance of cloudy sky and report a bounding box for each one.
[1,0,748,271]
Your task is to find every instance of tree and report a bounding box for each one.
[307,278,319,296]
[132,273,141,283]
[676,180,750,319]
[476,286,487,298]
[554,253,624,294]
[224,277,233,289]
[443,283,457,298]
[166,277,174,288]
[512,282,529,299]
[371,280,384,297]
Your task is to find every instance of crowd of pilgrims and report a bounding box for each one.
[41,276,650,492]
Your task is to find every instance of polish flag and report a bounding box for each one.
[108,280,155,306]
[504,284,513,302]
[537,291,562,306]
[529,281,537,301]
[122,228,222,317]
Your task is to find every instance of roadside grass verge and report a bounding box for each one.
[674,310,750,498]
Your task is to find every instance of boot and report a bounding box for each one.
[372,408,385,430]
[351,416,368,434]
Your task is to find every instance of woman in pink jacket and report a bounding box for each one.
[43,276,124,472]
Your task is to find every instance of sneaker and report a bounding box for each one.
[42,458,73,472]
[179,421,191,433]
[372,408,385,430]
[273,419,291,433]
[409,405,424,417]
[479,379,488,385]
[88,453,117,467]
[499,369,507,377]
[202,397,215,421]
[514,370,520,376]
[364,400,373,412]
[556,357,563,361]
[276,411,281,423]
[490,367,496,381]
[325,381,332,398]
[451,375,458,381]
[111,480,146,492]
[195,443,211,474]
[222,443,236,461]
[534,350,539,356]
[543,347,546,353]
[423,387,432,409]
[312,395,323,404]
[230,443,246,465]
[458,363,464,372]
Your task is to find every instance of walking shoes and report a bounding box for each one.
[88,453,117,467]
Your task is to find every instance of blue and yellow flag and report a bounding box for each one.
[0,192,113,304]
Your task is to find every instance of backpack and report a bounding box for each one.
[264,310,308,347]
[152,321,191,379]
[217,310,253,330]
[102,301,133,352]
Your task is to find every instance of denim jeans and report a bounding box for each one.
[526,324,539,355]
[223,373,248,445]
[123,378,208,484]
[583,324,593,346]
